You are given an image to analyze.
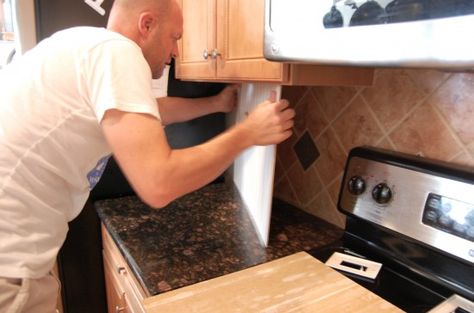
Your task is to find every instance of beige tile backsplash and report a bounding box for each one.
[273,69,474,229]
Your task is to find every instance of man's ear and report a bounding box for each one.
[137,12,156,37]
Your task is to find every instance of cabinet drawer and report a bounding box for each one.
[102,224,148,313]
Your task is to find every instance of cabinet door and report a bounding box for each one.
[216,0,286,81]
[176,0,216,79]
[104,251,128,313]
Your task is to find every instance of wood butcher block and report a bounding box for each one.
[143,252,403,313]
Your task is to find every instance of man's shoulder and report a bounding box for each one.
[53,26,128,43]
[44,26,139,57]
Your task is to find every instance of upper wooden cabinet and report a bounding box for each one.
[176,0,373,86]
[177,0,216,80]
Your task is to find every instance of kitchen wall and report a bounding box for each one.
[273,69,474,229]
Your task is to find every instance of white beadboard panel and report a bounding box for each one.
[152,65,170,98]
[232,83,282,246]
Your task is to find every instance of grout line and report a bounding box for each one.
[360,95,391,148]
[448,150,466,163]
[291,88,315,139]
[380,71,453,136]
[303,166,342,213]
[322,188,346,228]
[361,97,397,150]
[292,87,312,111]
[308,89,330,125]
[385,135,398,150]
[273,172,296,206]
[329,88,364,124]
[284,162,303,208]
[429,100,471,163]
[361,70,456,152]
[304,166,326,208]
[360,96,387,137]
[303,191,319,212]
[273,156,286,186]
[273,192,301,210]
[415,73,471,162]
[323,173,346,228]
[308,89,332,129]
[282,158,298,179]
[326,172,344,191]
[274,193,301,210]
[330,124,351,157]
[308,91,331,141]
[407,70,453,97]
[366,93,422,137]
[310,88,363,141]
[467,144,474,160]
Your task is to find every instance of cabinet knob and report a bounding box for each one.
[117,267,126,275]
[203,49,209,60]
[211,49,221,59]
[115,306,125,313]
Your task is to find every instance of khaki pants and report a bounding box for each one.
[0,273,59,313]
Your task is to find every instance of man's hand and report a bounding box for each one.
[157,84,240,125]
[238,90,295,146]
[214,84,240,113]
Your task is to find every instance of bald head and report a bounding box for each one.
[111,0,172,14]
[107,0,175,38]
[107,0,183,79]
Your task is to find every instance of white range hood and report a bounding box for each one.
[264,0,474,70]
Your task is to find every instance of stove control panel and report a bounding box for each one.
[423,194,474,242]
[338,152,474,264]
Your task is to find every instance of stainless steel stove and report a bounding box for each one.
[309,146,474,313]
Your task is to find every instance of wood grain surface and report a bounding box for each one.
[144,252,403,313]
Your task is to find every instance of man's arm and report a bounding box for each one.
[100,93,294,208]
[157,85,238,125]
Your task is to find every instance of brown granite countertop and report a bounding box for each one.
[95,183,343,296]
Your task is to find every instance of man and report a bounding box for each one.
[0,0,295,311]
[0,0,4,35]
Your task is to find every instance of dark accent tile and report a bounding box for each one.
[276,132,298,169]
[293,131,320,171]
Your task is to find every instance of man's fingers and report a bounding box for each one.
[268,90,277,103]
[282,118,294,131]
[279,130,293,142]
[281,106,295,118]
[275,99,290,111]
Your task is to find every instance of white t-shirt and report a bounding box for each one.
[0,27,160,279]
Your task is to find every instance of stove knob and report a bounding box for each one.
[372,183,392,204]
[348,176,366,195]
